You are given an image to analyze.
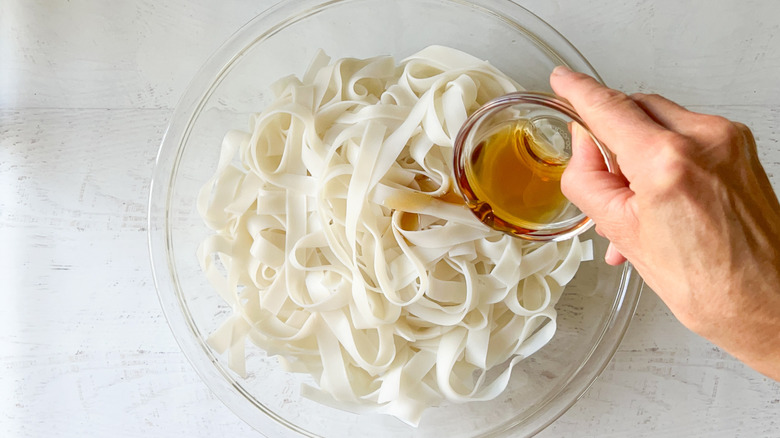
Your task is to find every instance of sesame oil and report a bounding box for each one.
[460,121,569,229]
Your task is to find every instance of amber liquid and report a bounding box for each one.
[464,121,569,228]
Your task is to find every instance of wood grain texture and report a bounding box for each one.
[0,108,258,437]
[522,0,780,105]
[2,0,780,437]
[0,0,270,110]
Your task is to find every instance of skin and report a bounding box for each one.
[550,66,780,381]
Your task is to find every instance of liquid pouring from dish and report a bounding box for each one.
[453,91,617,241]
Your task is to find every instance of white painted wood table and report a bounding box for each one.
[2,1,779,436]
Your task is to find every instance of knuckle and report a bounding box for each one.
[689,115,733,140]
[703,116,745,162]
[649,134,693,192]
[674,114,743,165]
[658,131,692,157]
[711,115,740,139]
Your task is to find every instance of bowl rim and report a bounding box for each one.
[148,0,642,436]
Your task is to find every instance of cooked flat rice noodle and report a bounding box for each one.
[197,45,593,426]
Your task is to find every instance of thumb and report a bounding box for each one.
[562,123,637,251]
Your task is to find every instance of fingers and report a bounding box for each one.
[596,225,628,265]
[605,242,628,265]
[562,123,635,231]
[550,66,667,175]
[566,122,609,172]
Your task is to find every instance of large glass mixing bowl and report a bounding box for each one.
[148,0,643,436]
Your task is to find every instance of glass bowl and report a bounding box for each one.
[148,0,643,437]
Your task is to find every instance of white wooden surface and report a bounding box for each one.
[2,0,779,436]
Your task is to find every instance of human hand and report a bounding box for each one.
[550,66,780,381]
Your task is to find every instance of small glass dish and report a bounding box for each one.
[454,92,616,241]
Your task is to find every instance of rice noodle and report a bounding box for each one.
[197,45,592,426]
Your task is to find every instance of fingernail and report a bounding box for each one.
[605,242,623,263]
[552,65,573,76]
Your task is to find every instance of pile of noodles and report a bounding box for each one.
[197,46,591,426]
